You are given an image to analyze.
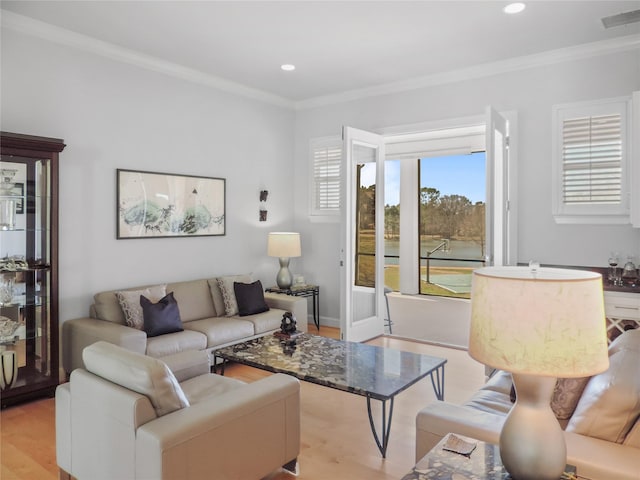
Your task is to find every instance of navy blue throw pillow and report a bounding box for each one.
[234,280,270,317]
[140,292,184,337]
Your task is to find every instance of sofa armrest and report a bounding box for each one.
[416,401,504,461]
[136,373,300,480]
[416,402,640,480]
[62,317,147,374]
[55,384,72,474]
[264,292,308,332]
[564,431,640,480]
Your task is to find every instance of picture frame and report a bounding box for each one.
[117,169,225,239]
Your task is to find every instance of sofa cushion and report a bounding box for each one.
[215,274,252,316]
[141,292,184,337]
[180,373,246,405]
[116,284,167,329]
[234,280,270,317]
[161,350,210,382]
[184,316,255,348]
[167,279,217,322]
[82,341,189,417]
[243,309,285,335]
[622,419,640,448]
[465,371,514,415]
[566,330,640,443]
[145,329,208,358]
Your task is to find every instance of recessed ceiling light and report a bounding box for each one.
[504,3,526,14]
[281,64,296,71]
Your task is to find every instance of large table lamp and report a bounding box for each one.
[268,232,301,289]
[469,266,609,480]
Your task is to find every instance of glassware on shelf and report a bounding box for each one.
[0,168,19,231]
[608,252,620,285]
[621,257,638,287]
[0,277,14,305]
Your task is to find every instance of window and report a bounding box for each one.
[382,121,500,299]
[552,96,631,224]
[418,153,486,298]
[309,136,341,218]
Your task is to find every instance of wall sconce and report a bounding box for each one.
[259,190,268,221]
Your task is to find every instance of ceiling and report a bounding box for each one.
[2,1,639,106]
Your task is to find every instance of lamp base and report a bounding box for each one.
[499,373,566,480]
[276,257,293,289]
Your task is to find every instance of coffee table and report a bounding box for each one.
[213,333,446,457]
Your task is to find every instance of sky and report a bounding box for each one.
[385,152,486,205]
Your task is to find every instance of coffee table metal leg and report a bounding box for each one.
[429,364,445,400]
[212,356,226,375]
[366,395,394,458]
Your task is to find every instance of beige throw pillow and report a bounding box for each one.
[566,332,640,443]
[116,284,167,329]
[216,274,252,317]
[550,377,591,420]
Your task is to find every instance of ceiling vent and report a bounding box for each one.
[601,10,640,28]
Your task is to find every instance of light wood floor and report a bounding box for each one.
[0,326,485,480]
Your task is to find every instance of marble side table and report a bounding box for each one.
[402,434,578,480]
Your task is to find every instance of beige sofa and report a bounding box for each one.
[62,275,307,374]
[416,328,640,480]
[56,341,300,480]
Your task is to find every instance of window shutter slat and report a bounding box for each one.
[311,142,342,213]
[561,113,622,205]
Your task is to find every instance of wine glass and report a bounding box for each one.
[608,252,619,285]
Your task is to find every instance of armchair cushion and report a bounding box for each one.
[83,341,189,416]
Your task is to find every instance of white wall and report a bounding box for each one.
[2,28,639,329]
[1,29,298,322]
[293,50,640,323]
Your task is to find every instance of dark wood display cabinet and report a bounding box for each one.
[0,132,65,408]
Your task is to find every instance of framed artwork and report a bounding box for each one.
[117,169,225,239]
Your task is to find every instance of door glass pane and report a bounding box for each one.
[354,145,376,288]
[384,159,400,290]
[419,152,486,298]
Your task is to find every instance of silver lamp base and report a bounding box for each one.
[276,257,293,289]
[500,373,566,480]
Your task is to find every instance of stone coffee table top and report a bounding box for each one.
[214,333,446,401]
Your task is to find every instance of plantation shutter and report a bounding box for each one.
[562,113,622,205]
[552,96,630,224]
[310,138,341,215]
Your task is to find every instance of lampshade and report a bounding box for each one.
[469,266,609,378]
[267,232,301,258]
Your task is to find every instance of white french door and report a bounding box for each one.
[340,127,386,342]
[485,106,511,266]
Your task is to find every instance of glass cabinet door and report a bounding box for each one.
[1,132,64,407]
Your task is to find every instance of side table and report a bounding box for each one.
[266,284,320,330]
[402,433,578,480]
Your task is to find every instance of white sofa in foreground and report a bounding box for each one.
[62,275,307,374]
[56,341,300,480]
[416,328,640,480]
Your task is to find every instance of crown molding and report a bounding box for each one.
[295,33,640,110]
[1,10,294,109]
[3,10,638,112]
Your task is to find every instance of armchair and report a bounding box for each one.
[56,341,300,480]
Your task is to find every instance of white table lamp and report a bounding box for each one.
[469,266,609,480]
[268,232,301,289]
